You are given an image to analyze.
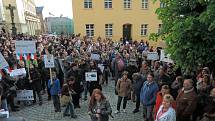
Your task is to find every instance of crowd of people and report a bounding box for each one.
[0,31,214,121]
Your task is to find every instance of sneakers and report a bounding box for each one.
[132,109,139,113]
[71,115,77,118]
[114,110,120,114]
[123,109,126,113]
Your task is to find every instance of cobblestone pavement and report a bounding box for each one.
[11,80,144,121]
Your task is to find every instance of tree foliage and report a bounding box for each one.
[151,0,215,73]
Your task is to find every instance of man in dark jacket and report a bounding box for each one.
[132,73,145,113]
[176,79,197,121]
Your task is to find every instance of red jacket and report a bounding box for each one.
[154,91,176,119]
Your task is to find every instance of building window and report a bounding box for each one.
[84,0,92,8]
[141,24,148,36]
[104,0,112,8]
[124,0,131,9]
[86,24,94,37]
[142,0,148,9]
[158,24,162,33]
[105,24,113,37]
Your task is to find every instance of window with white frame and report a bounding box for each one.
[158,24,162,33]
[104,0,112,8]
[142,0,148,9]
[124,0,131,9]
[141,24,148,36]
[105,24,113,37]
[84,0,92,8]
[86,24,94,37]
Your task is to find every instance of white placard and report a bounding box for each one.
[44,55,55,68]
[0,52,9,69]
[15,41,36,54]
[90,54,100,60]
[85,72,97,81]
[15,90,34,101]
[9,68,26,77]
[147,52,159,60]
[160,50,174,63]
[98,64,104,73]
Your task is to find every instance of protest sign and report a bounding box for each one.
[9,68,26,77]
[44,55,55,68]
[147,52,159,60]
[15,90,34,101]
[90,54,100,60]
[15,41,36,54]
[0,52,9,69]
[85,72,97,81]
[160,50,174,63]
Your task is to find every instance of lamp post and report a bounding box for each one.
[6,4,17,36]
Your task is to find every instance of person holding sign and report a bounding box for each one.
[28,64,42,105]
[48,71,61,113]
[88,61,102,96]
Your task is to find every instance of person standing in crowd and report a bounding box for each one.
[115,71,132,114]
[199,88,215,121]
[48,71,61,112]
[154,85,176,119]
[139,61,150,78]
[88,89,112,121]
[132,73,144,113]
[155,94,176,121]
[140,72,159,121]
[88,61,102,96]
[28,63,42,105]
[61,76,77,118]
[156,67,171,88]
[112,53,125,87]
[176,79,197,121]
[171,76,183,99]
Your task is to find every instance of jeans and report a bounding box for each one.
[117,96,128,111]
[33,90,42,103]
[64,102,75,116]
[1,99,8,111]
[143,105,153,121]
[52,95,61,112]
[135,93,140,110]
[83,82,88,99]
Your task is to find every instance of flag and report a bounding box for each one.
[27,54,31,67]
[32,53,38,67]
[19,53,23,60]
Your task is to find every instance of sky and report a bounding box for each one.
[35,0,73,19]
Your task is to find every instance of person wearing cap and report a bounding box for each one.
[115,71,132,114]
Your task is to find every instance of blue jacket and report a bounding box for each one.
[48,79,61,96]
[140,81,159,106]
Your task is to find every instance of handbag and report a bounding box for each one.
[60,95,70,106]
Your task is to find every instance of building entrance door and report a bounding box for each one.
[123,24,132,42]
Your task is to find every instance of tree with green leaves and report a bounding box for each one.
[151,0,215,75]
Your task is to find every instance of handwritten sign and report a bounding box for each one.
[90,54,100,60]
[9,68,26,77]
[85,72,97,81]
[15,90,34,101]
[15,41,36,54]
[147,52,159,60]
[160,50,174,63]
[0,52,9,69]
[44,55,55,68]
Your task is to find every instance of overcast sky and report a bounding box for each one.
[35,0,73,19]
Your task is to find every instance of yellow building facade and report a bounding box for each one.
[72,0,162,46]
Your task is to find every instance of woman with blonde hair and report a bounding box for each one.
[155,94,176,121]
[88,89,112,121]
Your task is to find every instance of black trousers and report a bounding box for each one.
[52,95,61,112]
[135,93,141,110]
[72,94,80,108]
[117,96,128,111]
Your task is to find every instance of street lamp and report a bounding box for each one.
[6,4,17,36]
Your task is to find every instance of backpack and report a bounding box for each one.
[117,59,124,72]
